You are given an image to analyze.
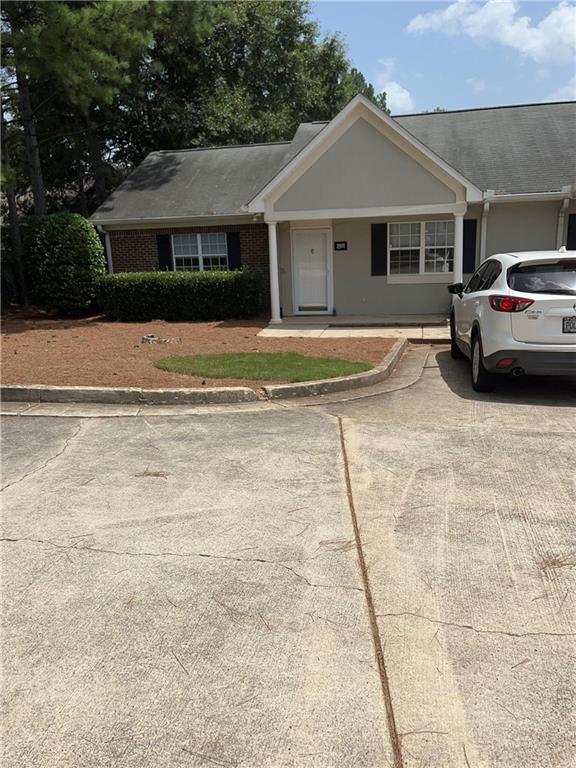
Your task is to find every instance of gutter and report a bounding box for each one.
[479,193,492,263]
[483,187,574,204]
[556,192,572,248]
[90,212,263,229]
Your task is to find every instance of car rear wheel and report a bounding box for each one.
[471,333,495,392]
[450,314,464,359]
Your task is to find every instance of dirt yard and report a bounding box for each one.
[1,315,395,388]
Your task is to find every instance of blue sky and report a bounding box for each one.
[311,1,576,113]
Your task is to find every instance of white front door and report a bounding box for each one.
[292,229,331,313]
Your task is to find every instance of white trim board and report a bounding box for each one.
[268,203,467,223]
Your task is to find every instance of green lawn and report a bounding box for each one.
[155,352,373,382]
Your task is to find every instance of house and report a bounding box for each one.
[91,96,576,323]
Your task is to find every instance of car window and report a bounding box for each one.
[478,260,502,291]
[464,263,489,294]
[508,261,576,295]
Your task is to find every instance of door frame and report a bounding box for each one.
[290,226,334,315]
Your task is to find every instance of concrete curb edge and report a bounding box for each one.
[0,384,260,406]
[262,338,408,400]
[1,339,408,405]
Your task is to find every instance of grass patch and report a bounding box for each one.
[155,352,373,382]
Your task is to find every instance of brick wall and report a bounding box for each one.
[109,224,269,289]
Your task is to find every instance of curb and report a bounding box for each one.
[262,338,408,400]
[1,339,408,406]
[0,384,259,406]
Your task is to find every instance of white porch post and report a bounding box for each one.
[453,213,464,283]
[267,221,282,324]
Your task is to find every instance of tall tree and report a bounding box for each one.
[1,0,152,211]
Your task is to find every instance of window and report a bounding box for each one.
[172,233,228,271]
[508,261,576,295]
[464,260,502,294]
[424,221,454,273]
[388,221,455,276]
[389,222,420,274]
[464,262,489,293]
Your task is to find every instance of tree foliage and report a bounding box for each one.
[1,0,387,217]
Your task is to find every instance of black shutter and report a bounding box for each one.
[157,234,173,271]
[227,232,241,270]
[463,219,477,274]
[567,214,576,250]
[371,223,387,276]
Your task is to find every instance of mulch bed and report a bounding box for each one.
[1,314,396,389]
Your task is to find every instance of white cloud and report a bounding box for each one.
[545,75,576,101]
[374,58,415,113]
[407,0,576,64]
[466,77,486,92]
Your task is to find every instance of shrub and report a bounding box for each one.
[98,269,265,322]
[24,213,106,314]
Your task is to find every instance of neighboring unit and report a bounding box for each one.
[91,96,576,322]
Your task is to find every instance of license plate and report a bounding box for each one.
[563,316,576,333]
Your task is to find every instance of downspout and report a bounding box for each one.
[556,186,572,248]
[480,191,493,263]
[96,225,113,273]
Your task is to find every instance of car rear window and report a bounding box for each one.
[508,261,576,295]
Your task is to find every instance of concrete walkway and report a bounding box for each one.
[258,315,449,341]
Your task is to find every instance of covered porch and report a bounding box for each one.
[265,209,469,326]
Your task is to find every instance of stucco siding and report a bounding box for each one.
[273,118,457,213]
[278,217,458,317]
[485,201,559,258]
[275,200,568,318]
[331,220,452,315]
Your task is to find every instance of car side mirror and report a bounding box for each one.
[448,282,464,295]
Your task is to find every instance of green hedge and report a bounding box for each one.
[24,213,106,314]
[98,269,265,322]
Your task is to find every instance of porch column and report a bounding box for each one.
[453,213,464,283]
[267,221,281,324]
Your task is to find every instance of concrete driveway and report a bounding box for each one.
[1,348,575,767]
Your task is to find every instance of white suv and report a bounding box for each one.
[449,250,576,391]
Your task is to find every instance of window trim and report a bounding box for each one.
[171,232,229,272]
[387,220,455,284]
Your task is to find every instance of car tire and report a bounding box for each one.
[450,314,464,359]
[471,333,495,392]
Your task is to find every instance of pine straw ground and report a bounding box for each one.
[1,315,396,389]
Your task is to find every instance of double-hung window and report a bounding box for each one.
[172,233,228,271]
[388,221,454,278]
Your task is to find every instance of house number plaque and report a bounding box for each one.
[334,241,348,251]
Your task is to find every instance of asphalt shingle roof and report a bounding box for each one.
[92,102,576,223]
[91,142,291,222]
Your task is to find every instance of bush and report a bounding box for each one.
[24,213,106,314]
[98,269,265,322]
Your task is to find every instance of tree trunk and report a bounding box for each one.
[86,117,107,205]
[77,159,89,218]
[15,67,46,216]
[1,108,29,305]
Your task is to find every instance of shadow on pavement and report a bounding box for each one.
[434,350,576,407]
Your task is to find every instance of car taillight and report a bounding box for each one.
[489,295,534,312]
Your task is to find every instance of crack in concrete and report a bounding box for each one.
[1,422,83,492]
[0,537,363,593]
[377,611,576,639]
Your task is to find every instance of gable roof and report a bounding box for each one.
[91,100,576,225]
[247,95,484,211]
